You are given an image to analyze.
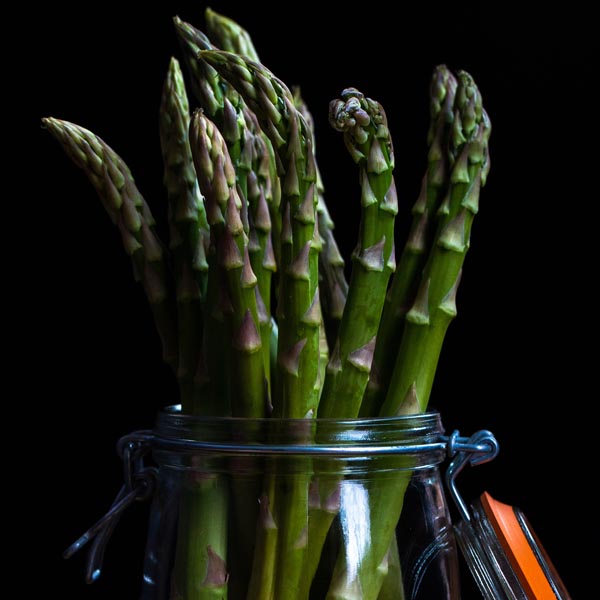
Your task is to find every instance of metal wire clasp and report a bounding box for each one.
[63,430,156,583]
[443,429,500,522]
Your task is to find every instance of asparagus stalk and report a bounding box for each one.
[381,70,491,416]
[294,87,349,349]
[316,196,349,349]
[173,16,225,119]
[360,65,457,417]
[42,117,178,374]
[189,110,266,418]
[245,122,278,393]
[204,7,261,62]
[299,89,397,595]
[159,57,210,412]
[318,88,397,419]
[376,537,405,600]
[171,477,229,600]
[172,17,243,179]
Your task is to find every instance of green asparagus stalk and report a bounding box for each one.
[159,57,210,412]
[171,476,229,600]
[294,86,349,349]
[299,89,397,595]
[245,121,278,393]
[42,117,178,374]
[360,65,457,417]
[205,7,261,62]
[380,71,491,416]
[318,88,397,419]
[376,537,405,600]
[173,17,243,179]
[316,196,349,349]
[189,109,266,418]
[173,16,225,119]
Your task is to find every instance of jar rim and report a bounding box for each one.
[152,405,447,460]
[159,404,442,425]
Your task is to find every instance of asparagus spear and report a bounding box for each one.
[159,57,210,412]
[360,65,457,417]
[42,117,178,374]
[381,70,491,416]
[171,477,229,600]
[245,121,278,392]
[299,89,397,595]
[318,88,397,419]
[173,16,225,119]
[189,109,266,418]
[204,7,261,62]
[294,87,349,349]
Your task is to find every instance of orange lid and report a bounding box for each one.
[480,491,557,599]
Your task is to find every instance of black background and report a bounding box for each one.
[24,1,594,597]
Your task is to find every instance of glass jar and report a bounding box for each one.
[139,407,461,600]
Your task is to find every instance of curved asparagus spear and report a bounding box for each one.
[173,17,243,170]
[173,16,226,118]
[42,117,178,374]
[317,88,397,419]
[360,65,457,417]
[159,57,210,412]
[381,70,491,416]
[204,7,261,62]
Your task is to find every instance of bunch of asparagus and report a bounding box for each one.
[44,8,490,599]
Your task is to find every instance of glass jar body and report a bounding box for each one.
[140,408,460,600]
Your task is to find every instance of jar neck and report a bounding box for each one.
[153,406,447,467]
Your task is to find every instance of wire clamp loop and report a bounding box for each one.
[63,430,157,583]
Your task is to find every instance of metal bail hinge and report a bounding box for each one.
[63,430,156,583]
[443,429,500,522]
